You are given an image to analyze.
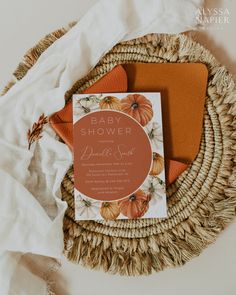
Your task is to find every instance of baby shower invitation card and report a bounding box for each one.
[73,93,167,220]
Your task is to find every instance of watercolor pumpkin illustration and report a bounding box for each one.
[99,96,121,110]
[100,201,120,220]
[120,94,153,126]
[150,152,164,176]
[75,95,100,115]
[119,190,150,219]
[75,196,100,219]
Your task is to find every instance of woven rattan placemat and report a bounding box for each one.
[3,24,236,276]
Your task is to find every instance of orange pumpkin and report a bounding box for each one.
[120,94,153,126]
[99,96,121,110]
[119,190,150,219]
[150,152,164,176]
[100,201,120,220]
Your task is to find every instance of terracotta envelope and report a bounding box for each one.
[123,63,208,163]
[49,63,208,183]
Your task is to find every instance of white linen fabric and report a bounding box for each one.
[0,0,203,294]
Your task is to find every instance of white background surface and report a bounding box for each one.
[0,1,235,295]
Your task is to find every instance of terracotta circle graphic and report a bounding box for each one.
[74,110,152,201]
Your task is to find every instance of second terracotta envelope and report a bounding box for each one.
[123,63,208,163]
